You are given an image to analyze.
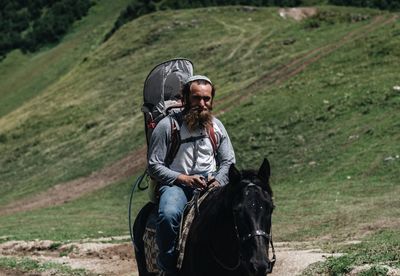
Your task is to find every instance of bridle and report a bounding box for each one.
[239,229,276,273]
[209,183,276,273]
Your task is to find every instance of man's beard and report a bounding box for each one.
[184,107,213,132]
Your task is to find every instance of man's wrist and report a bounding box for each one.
[176,174,188,185]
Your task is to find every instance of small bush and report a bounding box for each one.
[326,255,355,274]
[0,134,7,144]
[49,242,62,250]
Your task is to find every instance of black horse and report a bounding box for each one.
[133,158,275,276]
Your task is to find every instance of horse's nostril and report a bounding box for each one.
[250,262,257,273]
[249,259,269,275]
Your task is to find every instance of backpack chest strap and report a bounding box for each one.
[180,135,208,144]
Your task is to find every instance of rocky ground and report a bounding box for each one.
[0,237,342,276]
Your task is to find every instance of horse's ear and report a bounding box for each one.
[228,163,241,184]
[258,158,271,182]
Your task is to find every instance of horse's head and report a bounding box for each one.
[228,158,275,276]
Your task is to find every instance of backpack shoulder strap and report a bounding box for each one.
[165,115,182,166]
[207,124,218,154]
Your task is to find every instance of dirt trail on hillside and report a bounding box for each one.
[217,14,398,113]
[0,13,397,217]
[0,239,340,276]
[0,147,146,216]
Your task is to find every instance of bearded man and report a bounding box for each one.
[147,75,235,276]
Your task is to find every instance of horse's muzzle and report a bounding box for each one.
[247,259,274,276]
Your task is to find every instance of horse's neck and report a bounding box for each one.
[203,189,241,271]
[198,188,237,245]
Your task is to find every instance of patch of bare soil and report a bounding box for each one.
[0,239,342,276]
[278,7,318,21]
[0,239,137,276]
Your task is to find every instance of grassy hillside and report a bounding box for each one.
[0,4,399,273]
[0,0,133,204]
[0,0,132,118]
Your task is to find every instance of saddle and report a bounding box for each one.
[142,188,215,273]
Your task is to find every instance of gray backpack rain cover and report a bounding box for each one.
[141,58,193,149]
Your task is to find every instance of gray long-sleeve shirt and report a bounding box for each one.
[148,112,235,186]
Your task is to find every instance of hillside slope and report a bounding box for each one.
[0,0,132,118]
[0,5,399,243]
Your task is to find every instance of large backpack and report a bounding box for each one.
[141,58,194,150]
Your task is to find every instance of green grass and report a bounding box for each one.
[0,256,89,275]
[220,9,400,241]
[0,174,148,241]
[302,230,400,275]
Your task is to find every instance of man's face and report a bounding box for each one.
[189,82,213,111]
[184,81,213,131]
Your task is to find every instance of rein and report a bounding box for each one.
[209,240,241,271]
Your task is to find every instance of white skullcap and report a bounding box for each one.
[185,75,212,85]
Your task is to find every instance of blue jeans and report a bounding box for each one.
[156,184,195,273]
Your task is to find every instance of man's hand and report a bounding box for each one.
[207,178,221,189]
[176,174,207,189]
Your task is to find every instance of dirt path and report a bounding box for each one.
[0,238,338,276]
[0,13,397,217]
[0,147,146,216]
